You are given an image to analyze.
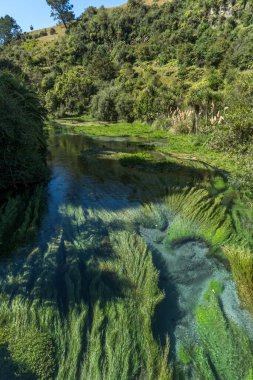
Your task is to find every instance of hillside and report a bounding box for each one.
[1,0,252,166]
[0,1,253,379]
[28,23,66,43]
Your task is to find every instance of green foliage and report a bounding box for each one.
[0,15,21,45]
[164,187,233,249]
[0,71,47,191]
[209,71,253,150]
[152,116,172,130]
[224,245,253,313]
[46,0,75,29]
[91,86,119,121]
[46,66,96,116]
[0,186,45,252]
[194,292,253,380]
[1,0,252,153]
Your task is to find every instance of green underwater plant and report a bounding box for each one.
[224,245,253,313]
[177,281,253,380]
[195,293,253,380]
[0,186,45,252]
[164,187,233,249]
[0,202,172,380]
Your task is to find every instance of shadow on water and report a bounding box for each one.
[0,131,229,364]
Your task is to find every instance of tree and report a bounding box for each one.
[91,87,119,122]
[46,0,75,29]
[0,15,21,46]
[30,25,34,31]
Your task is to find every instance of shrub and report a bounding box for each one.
[50,28,56,35]
[39,29,48,37]
[91,87,118,122]
[0,71,47,191]
[115,92,134,122]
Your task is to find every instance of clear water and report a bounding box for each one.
[0,131,252,377]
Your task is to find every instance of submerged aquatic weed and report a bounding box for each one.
[176,277,253,380]
[0,202,172,379]
[164,187,233,249]
[224,245,253,313]
[204,279,224,301]
[0,186,45,252]
[195,293,253,380]
[82,231,172,380]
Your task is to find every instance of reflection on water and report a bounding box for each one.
[0,131,252,379]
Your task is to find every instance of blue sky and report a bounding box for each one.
[0,0,123,32]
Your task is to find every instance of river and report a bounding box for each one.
[0,130,252,379]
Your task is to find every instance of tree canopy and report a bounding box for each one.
[46,0,75,29]
[0,15,21,46]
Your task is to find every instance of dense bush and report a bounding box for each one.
[46,66,96,116]
[0,71,47,191]
[1,0,253,149]
[91,86,118,121]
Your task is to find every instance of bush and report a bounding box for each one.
[0,71,47,191]
[45,67,96,115]
[39,29,48,37]
[50,28,56,35]
[91,87,118,121]
[115,92,134,122]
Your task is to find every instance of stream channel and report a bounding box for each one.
[1,129,252,372]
